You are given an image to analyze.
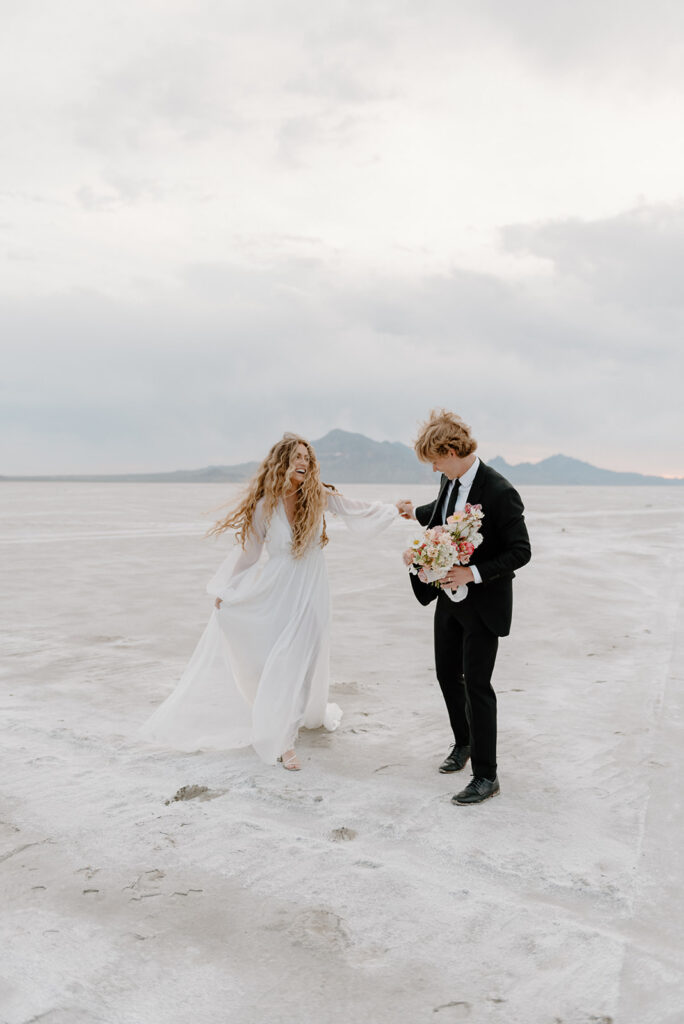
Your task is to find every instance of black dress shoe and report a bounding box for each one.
[439,744,471,773]
[451,775,500,805]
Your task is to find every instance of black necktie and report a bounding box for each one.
[443,478,461,522]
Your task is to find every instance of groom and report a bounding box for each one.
[399,410,531,805]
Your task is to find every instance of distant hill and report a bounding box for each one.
[314,429,434,483]
[488,453,683,486]
[1,432,682,485]
[0,430,433,485]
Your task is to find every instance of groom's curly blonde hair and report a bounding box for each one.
[414,409,477,461]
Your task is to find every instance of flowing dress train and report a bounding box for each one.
[139,491,398,763]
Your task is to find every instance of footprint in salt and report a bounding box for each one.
[23,1010,100,1024]
[164,785,225,804]
[330,827,357,841]
[289,908,351,951]
[76,866,100,879]
[124,868,166,901]
[433,1001,472,1019]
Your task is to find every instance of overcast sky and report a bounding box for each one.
[2,0,684,476]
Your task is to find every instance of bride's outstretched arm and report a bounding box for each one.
[325,490,401,535]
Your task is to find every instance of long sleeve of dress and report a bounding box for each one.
[325,490,399,535]
[206,501,267,600]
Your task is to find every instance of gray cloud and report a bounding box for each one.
[3,1,684,477]
[503,203,684,313]
[425,0,684,82]
[2,203,683,476]
[75,173,162,211]
[71,37,244,155]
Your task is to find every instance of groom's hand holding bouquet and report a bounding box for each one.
[402,504,484,603]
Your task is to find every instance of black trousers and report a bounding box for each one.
[434,592,499,780]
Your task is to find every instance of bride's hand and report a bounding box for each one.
[214,597,222,609]
[396,499,415,519]
[402,548,415,567]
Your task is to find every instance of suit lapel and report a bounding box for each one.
[428,474,450,526]
[466,460,488,508]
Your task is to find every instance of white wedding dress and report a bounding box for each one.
[140,491,398,763]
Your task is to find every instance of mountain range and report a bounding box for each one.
[2,429,682,485]
[486,453,682,486]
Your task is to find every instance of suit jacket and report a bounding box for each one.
[409,460,531,637]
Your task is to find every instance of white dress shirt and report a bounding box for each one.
[441,457,482,584]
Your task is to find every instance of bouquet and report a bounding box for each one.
[407,503,484,602]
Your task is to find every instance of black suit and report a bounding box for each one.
[410,461,531,779]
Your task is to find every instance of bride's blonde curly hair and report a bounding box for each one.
[208,433,334,557]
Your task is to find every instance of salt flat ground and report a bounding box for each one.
[1,483,683,1024]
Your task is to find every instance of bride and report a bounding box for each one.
[140,433,402,770]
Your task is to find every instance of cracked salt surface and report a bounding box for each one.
[1,482,683,1024]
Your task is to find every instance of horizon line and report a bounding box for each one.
[1,448,683,483]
